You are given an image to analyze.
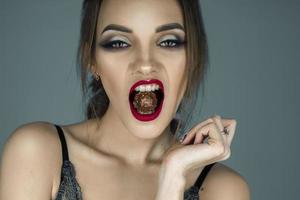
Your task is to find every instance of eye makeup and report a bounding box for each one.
[98,35,131,50]
[156,34,186,48]
[98,33,186,50]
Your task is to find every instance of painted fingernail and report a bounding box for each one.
[180,134,187,143]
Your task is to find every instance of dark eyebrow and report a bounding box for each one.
[155,23,185,33]
[101,23,184,35]
[101,24,133,34]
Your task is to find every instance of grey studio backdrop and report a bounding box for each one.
[0,0,299,199]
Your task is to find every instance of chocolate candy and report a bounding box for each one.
[133,91,158,114]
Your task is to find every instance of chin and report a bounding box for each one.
[130,123,167,139]
[122,105,175,140]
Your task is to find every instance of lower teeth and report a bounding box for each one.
[137,110,155,115]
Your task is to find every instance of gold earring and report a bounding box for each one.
[95,72,100,81]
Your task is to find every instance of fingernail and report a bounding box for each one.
[180,134,187,143]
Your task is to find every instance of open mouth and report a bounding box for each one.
[128,79,165,122]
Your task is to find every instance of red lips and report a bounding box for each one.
[128,79,165,122]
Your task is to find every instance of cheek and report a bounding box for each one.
[95,52,128,103]
[170,66,187,105]
[162,51,187,97]
[163,53,187,114]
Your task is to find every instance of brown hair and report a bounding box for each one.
[77,0,208,140]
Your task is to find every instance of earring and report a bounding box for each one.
[94,72,100,81]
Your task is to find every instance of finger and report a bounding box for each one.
[200,122,225,145]
[212,115,227,143]
[221,119,237,146]
[191,115,219,145]
[218,118,236,146]
[212,115,224,132]
[177,122,226,169]
[181,118,214,144]
[183,121,225,145]
[193,131,205,144]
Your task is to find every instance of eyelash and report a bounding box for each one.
[100,39,185,50]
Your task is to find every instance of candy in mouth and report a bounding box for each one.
[129,88,164,115]
[133,91,158,114]
[128,79,165,120]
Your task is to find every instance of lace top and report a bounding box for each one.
[54,124,216,200]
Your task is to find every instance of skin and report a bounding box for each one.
[0,0,250,199]
[90,0,188,166]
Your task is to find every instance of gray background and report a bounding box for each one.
[1,0,299,199]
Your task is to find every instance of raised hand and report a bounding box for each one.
[162,114,237,178]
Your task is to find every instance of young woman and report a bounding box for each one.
[0,0,250,199]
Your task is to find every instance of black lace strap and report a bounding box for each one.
[193,162,217,189]
[54,124,69,162]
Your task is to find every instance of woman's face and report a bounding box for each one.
[93,0,187,139]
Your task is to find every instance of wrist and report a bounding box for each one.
[159,163,185,186]
[155,163,185,200]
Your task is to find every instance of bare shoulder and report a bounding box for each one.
[2,121,61,163]
[0,121,62,199]
[199,162,251,200]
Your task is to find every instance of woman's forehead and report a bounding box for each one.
[97,0,184,32]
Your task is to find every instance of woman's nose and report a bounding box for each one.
[132,45,159,76]
[139,64,155,75]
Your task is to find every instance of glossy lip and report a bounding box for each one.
[128,79,165,122]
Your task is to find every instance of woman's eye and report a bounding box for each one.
[101,40,130,49]
[159,39,185,48]
[99,38,185,50]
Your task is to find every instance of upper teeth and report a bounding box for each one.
[135,84,160,92]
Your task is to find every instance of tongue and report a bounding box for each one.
[133,91,158,114]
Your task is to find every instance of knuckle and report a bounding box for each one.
[205,121,214,129]
[207,122,213,126]
[212,115,220,120]
[214,143,226,155]
[207,122,218,131]
[208,121,216,126]
[207,118,214,123]
[215,115,221,119]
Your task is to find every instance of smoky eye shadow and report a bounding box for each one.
[97,33,186,50]
[175,34,186,42]
[98,34,130,48]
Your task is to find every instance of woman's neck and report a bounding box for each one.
[88,105,176,167]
